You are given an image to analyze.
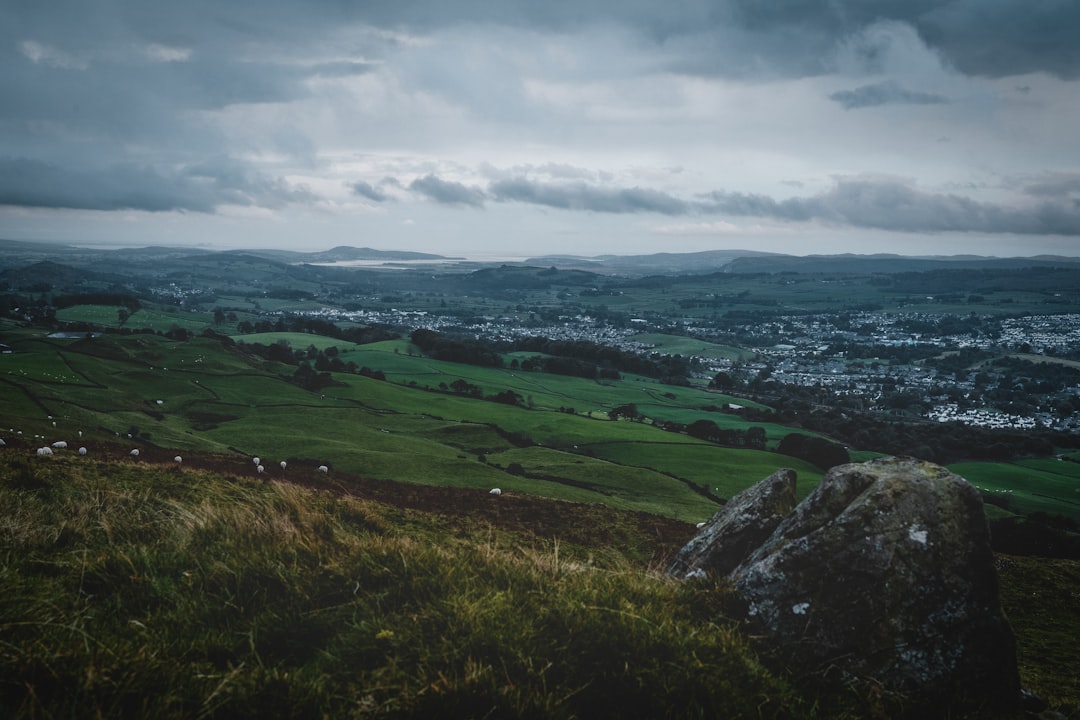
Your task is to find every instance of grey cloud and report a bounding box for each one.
[351,180,391,203]
[408,174,486,207]
[308,61,378,78]
[701,178,1080,235]
[489,177,688,215]
[0,155,313,212]
[829,80,948,109]
[1023,173,1080,200]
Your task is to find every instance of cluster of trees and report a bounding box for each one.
[408,329,697,385]
[512,355,620,381]
[437,379,524,407]
[775,432,850,470]
[509,336,695,384]
[678,420,767,451]
[238,316,398,345]
[736,399,1077,464]
[410,329,504,368]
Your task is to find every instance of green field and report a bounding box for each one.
[2,325,1075,524]
[948,460,1080,523]
[0,331,800,518]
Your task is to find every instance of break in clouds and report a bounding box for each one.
[2,0,1080,251]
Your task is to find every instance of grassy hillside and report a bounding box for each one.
[0,328,823,521]
[2,454,1076,718]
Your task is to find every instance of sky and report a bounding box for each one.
[2,0,1079,259]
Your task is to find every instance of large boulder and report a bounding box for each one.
[667,468,797,579]
[727,457,1019,711]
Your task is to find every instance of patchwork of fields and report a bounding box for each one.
[4,317,1079,523]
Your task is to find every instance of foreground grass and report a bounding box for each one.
[1,455,807,719]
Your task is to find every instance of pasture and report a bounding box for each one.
[2,326,1074,525]
[948,460,1080,523]
[0,331,788,518]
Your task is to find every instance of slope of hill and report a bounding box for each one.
[1,451,1076,718]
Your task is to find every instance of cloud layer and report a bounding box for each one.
[2,1,1079,254]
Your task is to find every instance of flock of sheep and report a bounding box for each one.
[28,437,321,477]
[14,431,503,496]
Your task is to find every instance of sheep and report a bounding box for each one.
[0,438,6,446]
[489,488,502,496]
[78,447,87,456]
[77,430,82,438]
[279,460,287,470]
[129,449,140,457]
[174,455,183,463]
[51,441,68,449]
[252,456,260,465]
[36,446,53,456]
[317,465,328,473]
[256,465,264,474]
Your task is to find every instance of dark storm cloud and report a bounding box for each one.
[408,175,486,208]
[829,80,948,109]
[701,178,1080,235]
[0,156,312,212]
[490,177,689,215]
[726,0,1080,79]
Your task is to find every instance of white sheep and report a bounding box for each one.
[253,456,260,465]
[317,465,328,473]
[174,455,183,463]
[78,447,87,456]
[129,449,140,457]
[279,460,287,470]
[0,438,6,446]
[51,441,68,449]
[256,465,264,474]
[489,488,502,496]
[77,430,82,438]
[36,446,53,456]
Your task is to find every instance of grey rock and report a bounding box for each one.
[729,456,1019,710]
[666,468,797,579]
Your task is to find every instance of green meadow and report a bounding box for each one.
[949,459,1080,523]
[0,330,802,519]
[2,323,1075,525]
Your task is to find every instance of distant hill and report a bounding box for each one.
[525,250,1080,276]
[723,253,1080,274]
[246,246,458,264]
[525,250,780,276]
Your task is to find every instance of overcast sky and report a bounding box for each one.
[2,0,1079,258]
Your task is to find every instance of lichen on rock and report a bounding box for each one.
[672,456,1020,714]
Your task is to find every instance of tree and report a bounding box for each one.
[710,371,735,390]
[777,433,850,470]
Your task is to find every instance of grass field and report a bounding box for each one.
[2,326,1075,525]
[0,331,791,518]
[948,460,1080,523]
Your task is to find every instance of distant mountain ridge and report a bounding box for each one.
[526,250,1080,276]
[244,246,458,263]
[2,238,1079,278]
[722,253,1080,274]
